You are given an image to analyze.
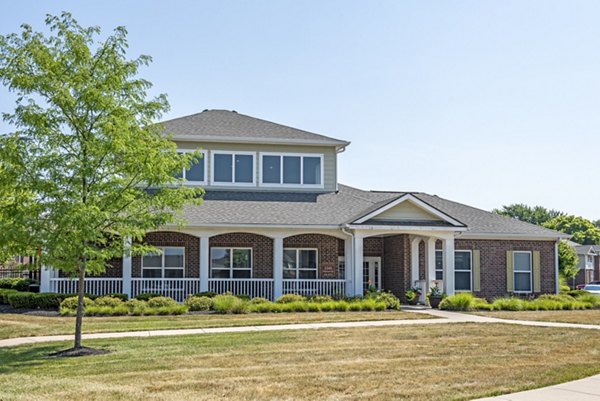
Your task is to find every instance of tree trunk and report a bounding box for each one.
[74,259,87,349]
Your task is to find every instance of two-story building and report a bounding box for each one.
[40,110,568,302]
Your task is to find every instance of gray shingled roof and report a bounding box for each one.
[575,245,600,254]
[161,110,350,147]
[180,184,567,238]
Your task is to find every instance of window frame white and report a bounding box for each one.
[513,251,533,294]
[454,250,472,292]
[209,247,253,278]
[283,248,319,279]
[259,152,324,189]
[435,250,444,281]
[210,150,256,186]
[141,246,185,279]
[177,149,207,185]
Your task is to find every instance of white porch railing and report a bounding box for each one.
[208,278,274,300]
[49,278,123,295]
[131,278,201,303]
[283,279,346,298]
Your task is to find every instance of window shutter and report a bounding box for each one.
[506,251,514,292]
[473,250,481,292]
[533,251,541,293]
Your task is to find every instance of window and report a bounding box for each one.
[454,251,472,291]
[337,256,346,279]
[260,153,323,187]
[210,248,252,278]
[211,151,255,185]
[142,247,185,278]
[586,255,594,268]
[283,249,318,279]
[176,150,206,184]
[513,251,532,293]
[435,250,443,280]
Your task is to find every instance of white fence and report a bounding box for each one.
[283,279,346,298]
[208,278,274,300]
[49,278,123,295]
[131,278,201,303]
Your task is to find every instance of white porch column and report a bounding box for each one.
[443,237,455,295]
[199,236,210,292]
[410,237,420,288]
[122,237,132,298]
[425,237,437,294]
[344,236,355,297]
[353,233,364,296]
[273,236,284,300]
[40,265,51,293]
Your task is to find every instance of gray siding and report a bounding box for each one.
[175,141,337,192]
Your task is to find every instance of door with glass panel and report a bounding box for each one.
[363,257,382,292]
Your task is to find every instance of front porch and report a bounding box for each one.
[41,228,461,302]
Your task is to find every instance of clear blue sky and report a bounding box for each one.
[2,1,599,219]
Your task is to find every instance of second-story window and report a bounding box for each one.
[176,150,206,184]
[260,154,323,186]
[212,151,255,185]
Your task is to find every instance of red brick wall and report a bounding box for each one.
[453,239,556,300]
[104,258,123,278]
[418,240,426,281]
[132,231,200,278]
[210,233,273,278]
[285,234,340,279]
[383,234,410,299]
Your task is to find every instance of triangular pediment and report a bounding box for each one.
[353,194,465,227]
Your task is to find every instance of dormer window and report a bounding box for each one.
[260,153,323,187]
[176,150,207,185]
[211,151,255,186]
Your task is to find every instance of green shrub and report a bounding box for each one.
[576,293,600,308]
[373,292,401,310]
[213,294,248,314]
[235,294,251,301]
[192,291,217,298]
[0,278,35,291]
[7,292,71,309]
[491,297,524,311]
[59,296,95,311]
[306,303,321,312]
[0,289,18,304]
[440,293,479,311]
[565,289,589,298]
[249,297,270,304]
[285,301,308,312]
[275,294,306,304]
[154,305,188,315]
[248,301,276,313]
[147,296,178,308]
[134,292,162,301]
[85,304,130,316]
[184,296,214,311]
[126,299,148,315]
[94,296,124,307]
[99,293,128,302]
[348,302,363,311]
[308,295,334,303]
[319,302,335,312]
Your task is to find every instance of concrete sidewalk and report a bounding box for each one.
[474,374,600,400]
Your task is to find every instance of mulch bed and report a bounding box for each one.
[49,346,111,358]
[0,304,59,316]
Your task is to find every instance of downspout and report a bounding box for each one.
[555,240,560,294]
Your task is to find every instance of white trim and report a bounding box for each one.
[177,149,207,185]
[283,248,319,279]
[513,251,533,294]
[435,249,444,280]
[210,150,256,187]
[460,233,570,240]
[141,246,186,278]
[172,136,350,149]
[258,152,324,189]
[454,250,472,292]
[363,256,382,291]
[353,194,465,227]
[210,247,253,279]
[346,224,468,232]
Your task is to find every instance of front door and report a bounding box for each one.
[363,257,382,292]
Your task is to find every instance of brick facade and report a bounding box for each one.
[209,233,273,278]
[382,235,410,299]
[284,234,341,279]
[133,231,200,278]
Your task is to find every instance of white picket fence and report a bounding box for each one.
[49,278,123,295]
[283,279,346,298]
[131,278,201,303]
[208,278,274,300]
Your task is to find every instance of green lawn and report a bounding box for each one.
[0,310,431,339]
[1,324,599,400]
[472,309,600,325]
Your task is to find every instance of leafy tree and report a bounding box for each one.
[543,215,600,245]
[557,241,579,288]
[0,13,203,353]
[492,204,564,226]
